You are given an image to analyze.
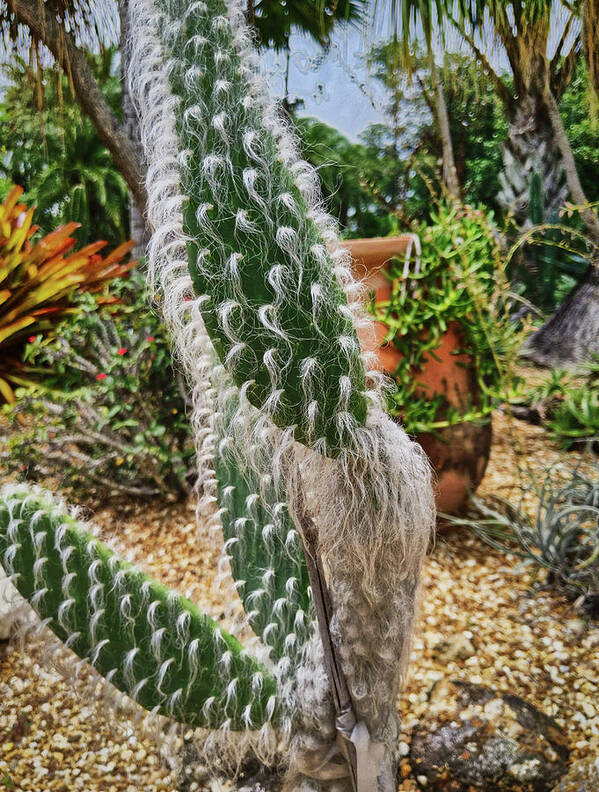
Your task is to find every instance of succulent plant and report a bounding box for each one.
[447,464,599,610]
[159,0,368,455]
[1,0,435,790]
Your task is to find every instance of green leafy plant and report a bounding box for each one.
[447,464,599,610]
[0,185,135,403]
[369,202,524,433]
[511,363,599,449]
[548,385,599,448]
[294,117,398,239]
[509,172,590,314]
[4,283,194,499]
[0,51,130,247]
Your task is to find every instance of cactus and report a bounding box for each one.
[0,484,277,731]
[128,0,435,787]
[165,0,367,454]
[144,0,370,456]
[0,0,435,789]
[215,421,312,662]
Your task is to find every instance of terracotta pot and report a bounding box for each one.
[343,236,492,515]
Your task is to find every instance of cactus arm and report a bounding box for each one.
[153,0,367,453]
[0,485,278,731]
[215,434,312,661]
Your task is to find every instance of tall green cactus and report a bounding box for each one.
[154,0,368,454]
[0,484,278,731]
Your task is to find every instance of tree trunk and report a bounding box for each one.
[282,41,292,115]
[119,0,149,255]
[497,91,567,227]
[544,86,599,246]
[520,254,599,369]
[492,14,571,229]
[428,50,460,201]
[584,0,599,99]
[11,0,147,218]
[519,57,599,369]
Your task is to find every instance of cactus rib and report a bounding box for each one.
[215,427,312,662]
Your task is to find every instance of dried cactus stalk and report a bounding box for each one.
[0,484,278,731]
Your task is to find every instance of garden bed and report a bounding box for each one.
[1,407,598,791]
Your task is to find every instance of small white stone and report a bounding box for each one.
[582,702,596,719]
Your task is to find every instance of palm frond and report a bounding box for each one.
[0,0,119,61]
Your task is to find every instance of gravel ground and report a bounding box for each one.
[1,408,598,791]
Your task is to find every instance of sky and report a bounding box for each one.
[266,28,386,141]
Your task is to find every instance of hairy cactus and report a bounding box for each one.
[0,0,435,789]
[127,0,435,788]
[164,0,367,454]
[0,484,277,731]
[215,424,312,663]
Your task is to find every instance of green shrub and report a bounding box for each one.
[548,384,599,448]
[0,52,130,247]
[0,185,135,403]
[368,203,524,433]
[513,364,599,449]
[507,172,590,315]
[3,283,193,499]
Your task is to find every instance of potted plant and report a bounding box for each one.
[343,204,523,514]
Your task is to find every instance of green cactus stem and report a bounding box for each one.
[154,0,368,453]
[215,428,312,662]
[0,484,278,731]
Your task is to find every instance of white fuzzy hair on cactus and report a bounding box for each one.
[125,0,436,789]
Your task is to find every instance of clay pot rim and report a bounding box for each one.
[343,234,420,276]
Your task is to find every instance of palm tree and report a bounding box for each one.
[442,0,599,370]
[381,0,461,200]
[450,0,599,243]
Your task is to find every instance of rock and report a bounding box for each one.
[433,634,476,663]
[564,619,586,638]
[0,566,19,641]
[410,680,569,791]
[555,756,599,792]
